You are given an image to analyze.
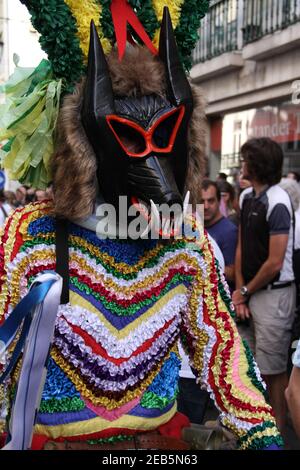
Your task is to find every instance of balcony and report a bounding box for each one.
[192,0,300,69]
[242,0,300,44]
[191,0,244,81]
[193,0,239,64]
[220,153,241,170]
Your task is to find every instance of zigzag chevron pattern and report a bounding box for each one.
[0,201,282,448]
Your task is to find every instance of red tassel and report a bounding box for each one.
[110,0,158,60]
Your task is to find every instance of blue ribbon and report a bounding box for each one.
[0,280,55,385]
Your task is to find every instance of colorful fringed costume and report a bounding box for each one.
[0,201,282,449]
[0,0,282,451]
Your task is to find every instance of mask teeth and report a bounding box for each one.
[140,199,158,238]
[142,197,188,238]
[183,190,190,217]
[150,199,160,225]
[141,222,151,238]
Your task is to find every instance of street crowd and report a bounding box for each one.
[178,137,300,447]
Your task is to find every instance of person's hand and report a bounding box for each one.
[232,289,246,306]
[235,303,251,321]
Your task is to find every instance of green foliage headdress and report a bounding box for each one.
[0,0,209,188]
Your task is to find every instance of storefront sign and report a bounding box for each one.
[247,104,300,143]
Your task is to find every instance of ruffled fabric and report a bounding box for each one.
[0,202,282,449]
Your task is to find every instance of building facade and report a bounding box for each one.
[191,0,300,180]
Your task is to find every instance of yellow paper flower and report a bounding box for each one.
[65,0,112,60]
[152,0,184,47]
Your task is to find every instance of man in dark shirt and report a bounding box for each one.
[233,138,295,437]
[201,179,238,284]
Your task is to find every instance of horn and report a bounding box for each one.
[82,20,115,121]
[159,7,193,107]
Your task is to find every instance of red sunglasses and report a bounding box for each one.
[106,105,185,158]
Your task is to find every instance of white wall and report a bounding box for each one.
[0,0,44,82]
[0,0,45,190]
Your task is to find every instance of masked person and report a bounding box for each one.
[0,1,281,450]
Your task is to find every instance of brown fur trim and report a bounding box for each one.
[51,47,207,219]
[186,85,208,206]
[107,47,167,98]
[52,84,97,220]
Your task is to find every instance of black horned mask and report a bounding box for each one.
[81,8,193,218]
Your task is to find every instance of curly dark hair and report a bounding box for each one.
[240,138,283,186]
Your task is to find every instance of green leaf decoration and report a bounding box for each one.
[0,59,62,189]
[4,0,210,187]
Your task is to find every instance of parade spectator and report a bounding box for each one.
[3,191,17,209]
[287,171,300,183]
[279,177,300,345]
[35,189,47,202]
[0,190,13,229]
[45,185,54,200]
[279,177,300,212]
[238,170,252,193]
[285,339,300,439]
[25,188,36,204]
[216,173,228,217]
[217,180,239,225]
[233,137,295,436]
[201,179,238,285]
[217,172,227,182]
[279,177,300,283]
[15,186,27,207]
